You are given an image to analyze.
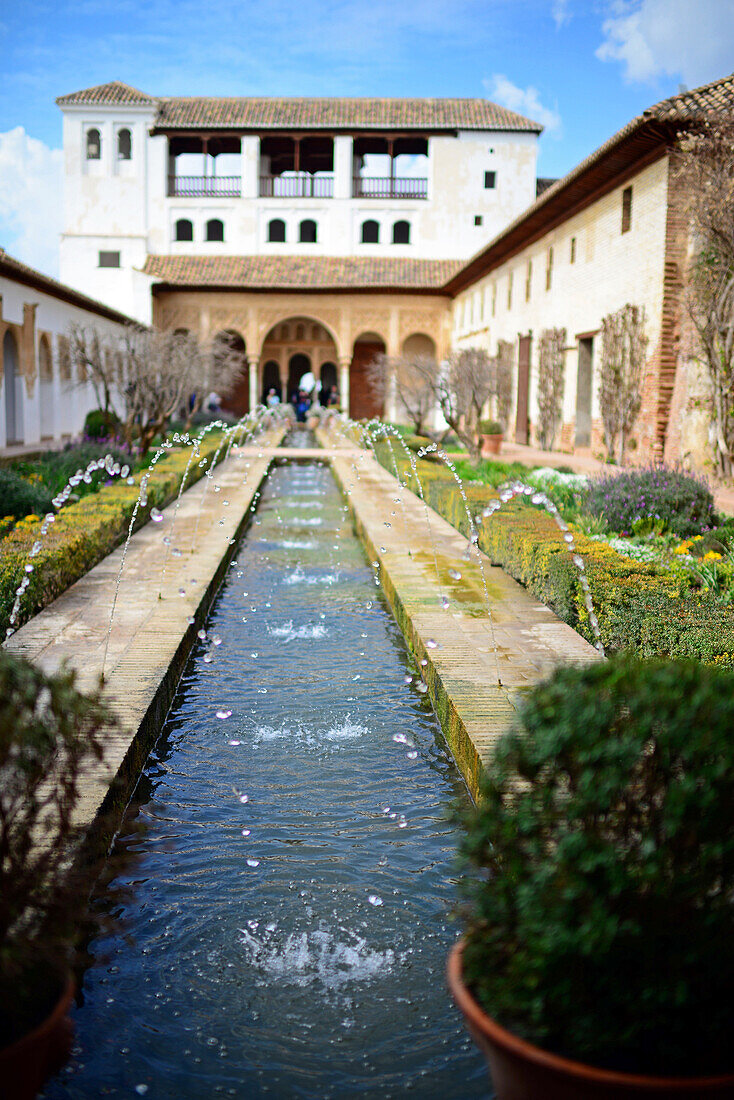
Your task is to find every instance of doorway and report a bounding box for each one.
[575,337,593,447]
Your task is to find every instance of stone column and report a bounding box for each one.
[240,136,260,200]
[248,354,260,411]
[338,356,351,417]
[333,136,353,200]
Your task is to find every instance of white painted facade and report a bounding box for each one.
[0,261,133,448]
[451,155,671,459]
[58,97,539,324]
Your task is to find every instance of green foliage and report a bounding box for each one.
[585,465,715,538]
[0,434,225,637]
[83,407,120,439]
[456,654,734,1075]
[0,466,54,519]
[11,441,133,503]
[372,442,734,664]
[0,650,113,1043]
[478,419,503,435]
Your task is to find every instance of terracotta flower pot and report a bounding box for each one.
[480,433,503,457]
[0,975,75,1100]
[447,941,734,1100]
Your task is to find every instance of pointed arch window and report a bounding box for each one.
[86,128,101,160]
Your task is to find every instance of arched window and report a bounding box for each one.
[299,219,317,243]
[268,218,286,243]
[117,128,132,160]
[361,220,379,244]
[175,219,193,242]
[392,220,410,245]
[206,218,224,242]
[86,128,101,160]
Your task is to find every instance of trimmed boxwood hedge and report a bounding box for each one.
[0,433,231,638]
[373,440,734,667]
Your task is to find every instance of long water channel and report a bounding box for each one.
[45,441,488,1098]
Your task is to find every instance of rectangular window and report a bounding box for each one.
[474,214,483,226]
[621,186,632,234]
[507,271,513,310]
[570,236,576,263]
[484,170,496,189]
[546,246,554,291]
[98,251,120,268]
[525,260,532,302]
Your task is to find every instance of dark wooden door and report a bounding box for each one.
[222,367,249,417]
[349,342,384,420]
[515,335,531,444]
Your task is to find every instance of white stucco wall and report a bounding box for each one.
[450,154,670,456]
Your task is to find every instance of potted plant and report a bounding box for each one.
[478,419,504,457]
[449,653,734,1098]
[0,649,113,1099]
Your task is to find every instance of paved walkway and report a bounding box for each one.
[500,439,734,515]
[6,432,281,843]
[324,434,600,799]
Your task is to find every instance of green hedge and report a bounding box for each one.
[0,433,231,638]
[373,441,734,666]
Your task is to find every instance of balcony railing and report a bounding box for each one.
[353,177,428,200]
[168,175,241,198]
[259,174,334,198]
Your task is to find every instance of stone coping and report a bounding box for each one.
[6,429,283,849]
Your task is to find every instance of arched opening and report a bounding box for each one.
[39,334,54,439]
[86,128,101,160]
[401,333,436,359]
[3,330,23,444]
[361,220,379,244]
[206,218,224,242]
[268,218,286,243]
[299,219,317,243]
[392,220,411,245]
[213,330,248,417]
[288,353,311,405]
[350,331,386,420]
[175,218,194,242]
[118,128,132,160]
[320,361,337,406]
[262,360,281,405]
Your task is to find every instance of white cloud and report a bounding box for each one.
[485,75,562,136]
[0,127,62,278]
[552,0,571,28]
[597,0,734,87]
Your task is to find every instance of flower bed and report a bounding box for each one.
[372,440,734,666]
[0,432,232,637]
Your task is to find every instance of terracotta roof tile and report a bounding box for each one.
[56,81,156,106]
[142,254,461,290]
[646,72,734,123]
[0,248,136,324]
[152,96,541,132]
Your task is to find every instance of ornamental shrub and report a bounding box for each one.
[457,654,734,1076]
[0,466,54,519]
[83,407,120,440]
[17,442,132,500]
[585,465,715,537]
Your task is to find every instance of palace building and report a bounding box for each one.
[3,75,733,466]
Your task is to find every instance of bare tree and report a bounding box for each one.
[536,328,567,450]
[436,347,495,460]
[67,325,247,454]
[598,304,648,463]
[367,352,438,434]
[674,113,734,476]
[495,340,514,431]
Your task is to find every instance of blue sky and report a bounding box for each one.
[1,0,734,277]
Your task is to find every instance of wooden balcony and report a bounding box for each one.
[353,177,428,199]
[168,175,241,198]
[259,174,334,198]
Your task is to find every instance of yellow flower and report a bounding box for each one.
[702,551,723,562]
[692,535,704,541]
[674,541,691,554]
